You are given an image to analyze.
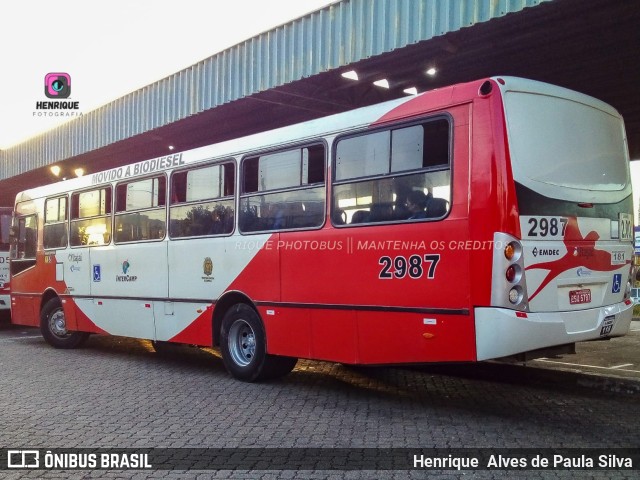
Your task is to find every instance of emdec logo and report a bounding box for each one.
[44,73,71,98]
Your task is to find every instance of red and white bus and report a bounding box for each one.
[0,207,11,313]
[9,77,635,381]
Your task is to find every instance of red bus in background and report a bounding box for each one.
[9,77,635,381]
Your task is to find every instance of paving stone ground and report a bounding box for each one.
[0,324,638,479]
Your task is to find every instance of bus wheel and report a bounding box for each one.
[220,303,297,382]
[40,298,89,349]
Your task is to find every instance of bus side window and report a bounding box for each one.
[44,196,68,249]
[70,187,112,247]
[239,144,325,233]
[114,176,166,243]
[169,162,235,239]
[332,118,451,226]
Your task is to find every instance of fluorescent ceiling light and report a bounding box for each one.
[403,87,418,95]
[341,70,359,81]
[373,79,390,89]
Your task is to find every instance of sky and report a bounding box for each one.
[0,0,336,149]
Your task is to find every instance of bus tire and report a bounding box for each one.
[40,297,89,349]
[220,303,297,382]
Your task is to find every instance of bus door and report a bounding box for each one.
[89,242,167,339]
[77,181,167,339]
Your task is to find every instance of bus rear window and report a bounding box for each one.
[505,91,630,203]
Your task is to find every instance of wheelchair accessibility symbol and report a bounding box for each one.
[612,273,622,293]
[93,264,101,282]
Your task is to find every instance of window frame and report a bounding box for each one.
[331,114,453,228]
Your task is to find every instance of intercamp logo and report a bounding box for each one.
[7,450,39,468]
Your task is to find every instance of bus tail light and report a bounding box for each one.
[506,264,523,283]
[506,266,516,282]
[509,286,523,304]
[490,233,529,312]
[504,245,515,261]
[504,241,522,261]
[624,265,635,301]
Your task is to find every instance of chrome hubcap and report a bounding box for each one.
[49,309,69,338]
[228,319,256,367]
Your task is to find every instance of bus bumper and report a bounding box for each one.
[474,302,633,361]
